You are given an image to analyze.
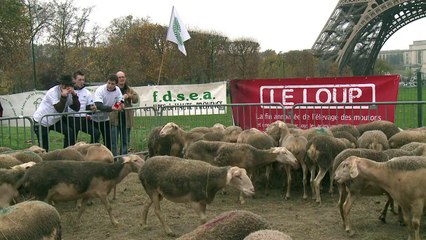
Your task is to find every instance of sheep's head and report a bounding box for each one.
[272,147,298,168]
[159,122,181,137]
[11,161,36,171]
[122,154,145,172]
[334,156,360,183]
[27,145,46,154]
[226,167,255,197]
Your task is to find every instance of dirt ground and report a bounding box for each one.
[53,170,423,240]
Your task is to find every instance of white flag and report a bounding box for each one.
[166,6,191,56]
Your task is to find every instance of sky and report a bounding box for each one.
[72,0,426,52]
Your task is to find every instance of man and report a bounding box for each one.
[68,70,100,143]
[110,71,139,155]
[92,74,123,153]
[33,75,80,151]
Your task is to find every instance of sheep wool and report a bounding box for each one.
[0,155,22,169]
[0,200,61,240]
[4,150,43,163]
[244,229,293,240]
[177,210,270,240]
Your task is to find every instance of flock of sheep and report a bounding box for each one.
[2,119,426,239]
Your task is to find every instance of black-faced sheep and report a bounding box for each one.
[332,148,393,235]
[0,200,61,240]
[176,210,270,240]
[305,135,348,203]
[357,130,389,151]
[138,156,255,236]
[388,129,426,149]
[20,157,144,226]
[356,120,400,139]
[334,155,426,240]
[244,229,293,240]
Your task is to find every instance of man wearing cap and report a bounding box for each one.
[33,75,80,151]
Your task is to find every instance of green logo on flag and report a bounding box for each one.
[173,17,183,45]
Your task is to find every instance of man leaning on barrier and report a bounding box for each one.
[67,70,100,143]
[33,75,80,151]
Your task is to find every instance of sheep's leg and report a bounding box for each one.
[342,190,356,236]
[76,198,89,226]
[313,168,327,203]
[309,166,316,200]
[300,161,308,200]
[141,198,153,228]
[151,193,174,236]
[328,167,334,194]
[379,194,393,223]
[284,165,292,200]
[264,164,272,196]
[98,195,118,226]
[191,202,207,224]
[337,184,347,227]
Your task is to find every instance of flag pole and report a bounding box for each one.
[157,6,175,85]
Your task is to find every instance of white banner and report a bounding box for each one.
[0,81,228,118]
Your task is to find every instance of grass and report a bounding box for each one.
[2,87,426,152]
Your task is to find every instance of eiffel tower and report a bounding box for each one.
[312,0,426,76]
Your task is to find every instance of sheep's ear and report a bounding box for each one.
[232,168,242,177]
[349,161,359,178]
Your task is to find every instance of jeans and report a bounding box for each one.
[93,120,112,152]
[111,123,128,156]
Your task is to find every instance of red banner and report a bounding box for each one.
[229,75,400,130]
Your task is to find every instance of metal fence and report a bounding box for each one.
[1,101,426,153]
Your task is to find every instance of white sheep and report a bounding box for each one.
[334,155,426,240]
[20,156,144,226]
[244,229,293,240]
[357,130,389,151]
[332,148,393,235]
[389,129,426,149]
[0,200,61,239]
[148,122,185,157]
[356,120,400,140]
[138,156,255,236]
[177,210,270,240]
[67,142,114,163]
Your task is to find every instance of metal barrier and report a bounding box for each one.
[290,101,426,129]
[0,116,35,149]
[2,101,426,153]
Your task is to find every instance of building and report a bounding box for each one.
[378,40,426,78]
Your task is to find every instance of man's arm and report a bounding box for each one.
[95,102,113,112]
[53,96,68,113]
[69,94,80,111]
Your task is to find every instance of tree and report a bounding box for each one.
[228,39,260,79]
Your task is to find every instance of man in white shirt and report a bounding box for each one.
[67,70,100,143]
[92,74,123,153]
[33,75,80,151]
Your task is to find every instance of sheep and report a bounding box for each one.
[221,125,243,143]
[20,156,144,226]
[305,134,348,203]
[291,127,333,141]
[356,120,400,139]
[357,130,389,151]
[0,147,12,153]
[0,155,22,169]
[330,124,360,139]
[280,134,308,200]
[332,130,357,148]
[400,142,426,152]
[0,162,36,208]
[27,145,47,154]
[138,156,255,236]
[39,148,85,161]
[244,229,293,240]
[0,200,61,240]
[176,210,270,240]
[148,122,185,157]
[265,120,290,146]
[6,150,43,163]
[389,129,426,149]
[334,155,426,240]
[332,148,393,235]
[237,128,277,196]
[67,142,114,163]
